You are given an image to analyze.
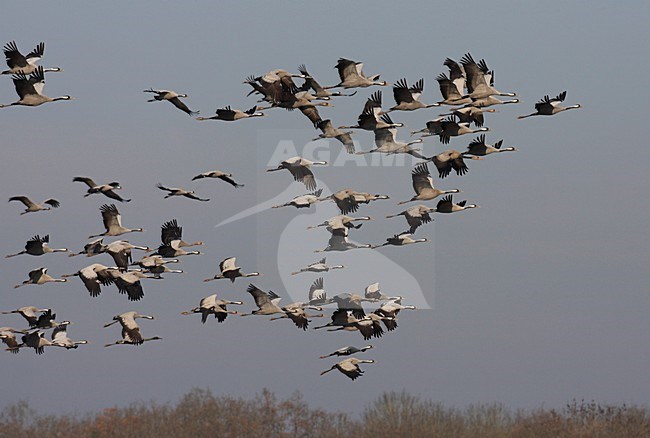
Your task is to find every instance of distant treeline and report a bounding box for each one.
[0,389,648,437]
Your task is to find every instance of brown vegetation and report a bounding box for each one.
[0,390,648,438]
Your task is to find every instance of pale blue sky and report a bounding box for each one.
[1,1,649,415]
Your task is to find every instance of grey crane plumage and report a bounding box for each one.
[204,257,260,283]
[307,215,372,237]
[518,91,581,119]
[275,278,329,313]
[153,240,201,258]
[327,189,389,215]
[319,345,373,359]
[196,105,264,121]
[307,277,330,307]
[19,308,58,330]
[443,58,467,95]
[410,117,445,137]
[51,321,87,349]
[103,270,156,301]
[14,267,67,288]
[423,116,489,144]
[313,120,355,154]
[328,58,388,89]
[160,219,204,249]
[1,306,51,328]
[9,196,60,215]
[461,96,519,109]
[372,233,429,249]
[15,331,55,355]
[62,263,116,297]
[323,312,385,340]
[435,72,471,106]
[364,282,402,302]
[313,309,361,330]
[315,234,373,253]
[5,234,68,258]
[132,255,182,279]
[434,195,479,213]
[89,204,144,239]
[0,67,71,108]
[463,134,517,157]
[389,78,439,111]
[192,170,244,187]
[460,53,517,99]
[386,205,435,234]
[181,294,243,323]
[160,219,203,248]
[105,240,151,271]
[431,149,472,178]
[330,293,374,319]
[245,69,308,103]
[374,299,417,319]
[297,64,357,98]
[267,156,327,191]
[398,163,460,204]
[2,41,62,75]
[339,92,404,131]
[144,88,198,116]
[291,259,344,276]
[104,311,160,347]
[372,299,416,331]
[356,126,426,159]
[240,284,284,316]
[73,177,131,203]
[156,184,210,202]
[439,106,497,127]
[272,189,324,209]
[254,81,334,127]
[139,263,183,279]
[0,327,27,353]
[269,302,324,331]
[68,238,106,258]
[243,72,293,104]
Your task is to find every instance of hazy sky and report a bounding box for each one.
[1,1,649,416]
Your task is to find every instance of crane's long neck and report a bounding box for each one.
[320,366,336,375]
[517,113,537,119]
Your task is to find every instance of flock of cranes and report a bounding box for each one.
[1,40,580,380]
